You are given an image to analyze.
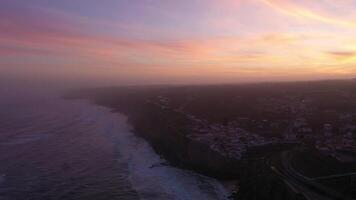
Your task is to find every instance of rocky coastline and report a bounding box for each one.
[66,86,306,200]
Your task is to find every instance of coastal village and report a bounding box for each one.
[152,94,356,162]
[78,82,356,200]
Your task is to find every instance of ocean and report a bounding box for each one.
[0,85,227,200]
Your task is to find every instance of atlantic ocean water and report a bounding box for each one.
[0,84,227,200]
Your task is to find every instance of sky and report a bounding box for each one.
[1,0,356,85]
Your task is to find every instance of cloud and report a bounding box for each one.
[328,51,356,57]
[1,1,356,83]
[0,9,335,70]
[0,5,305,67]
[326,51,356,63]
[260,0,356,28]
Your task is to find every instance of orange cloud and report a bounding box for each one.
[2,2,356,84]
[328,51,356,57]
[327,51,356,63]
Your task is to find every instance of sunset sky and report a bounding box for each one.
[1,0,356,84]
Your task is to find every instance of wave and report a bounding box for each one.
[91,103,229,200]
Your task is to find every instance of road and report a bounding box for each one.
[271,151,354,200]
[271,166,331,200]
[311,172,356,181]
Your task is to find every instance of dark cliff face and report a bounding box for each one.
[127,108,305,199]
[129,105,243,179]
[66,86,307,199]
[131,112,306,200]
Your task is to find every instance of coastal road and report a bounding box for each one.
[272,151,354,200]
[311,172,356,181]
[271,166,331,200]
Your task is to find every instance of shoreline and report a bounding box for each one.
[114,106,244,180]
[65,86,314,200]
[75,99,232,200]
[93,102,232,200]
[93,102,301,200]
[64,90,244,179]
[105,108,236,199]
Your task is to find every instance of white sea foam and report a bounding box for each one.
[89,103,229,200]
[0,89,229,200]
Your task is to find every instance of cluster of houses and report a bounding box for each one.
[315,124,356,162]
[186,119,280,160]
[185,113,356,162]
[151,95,356,162]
